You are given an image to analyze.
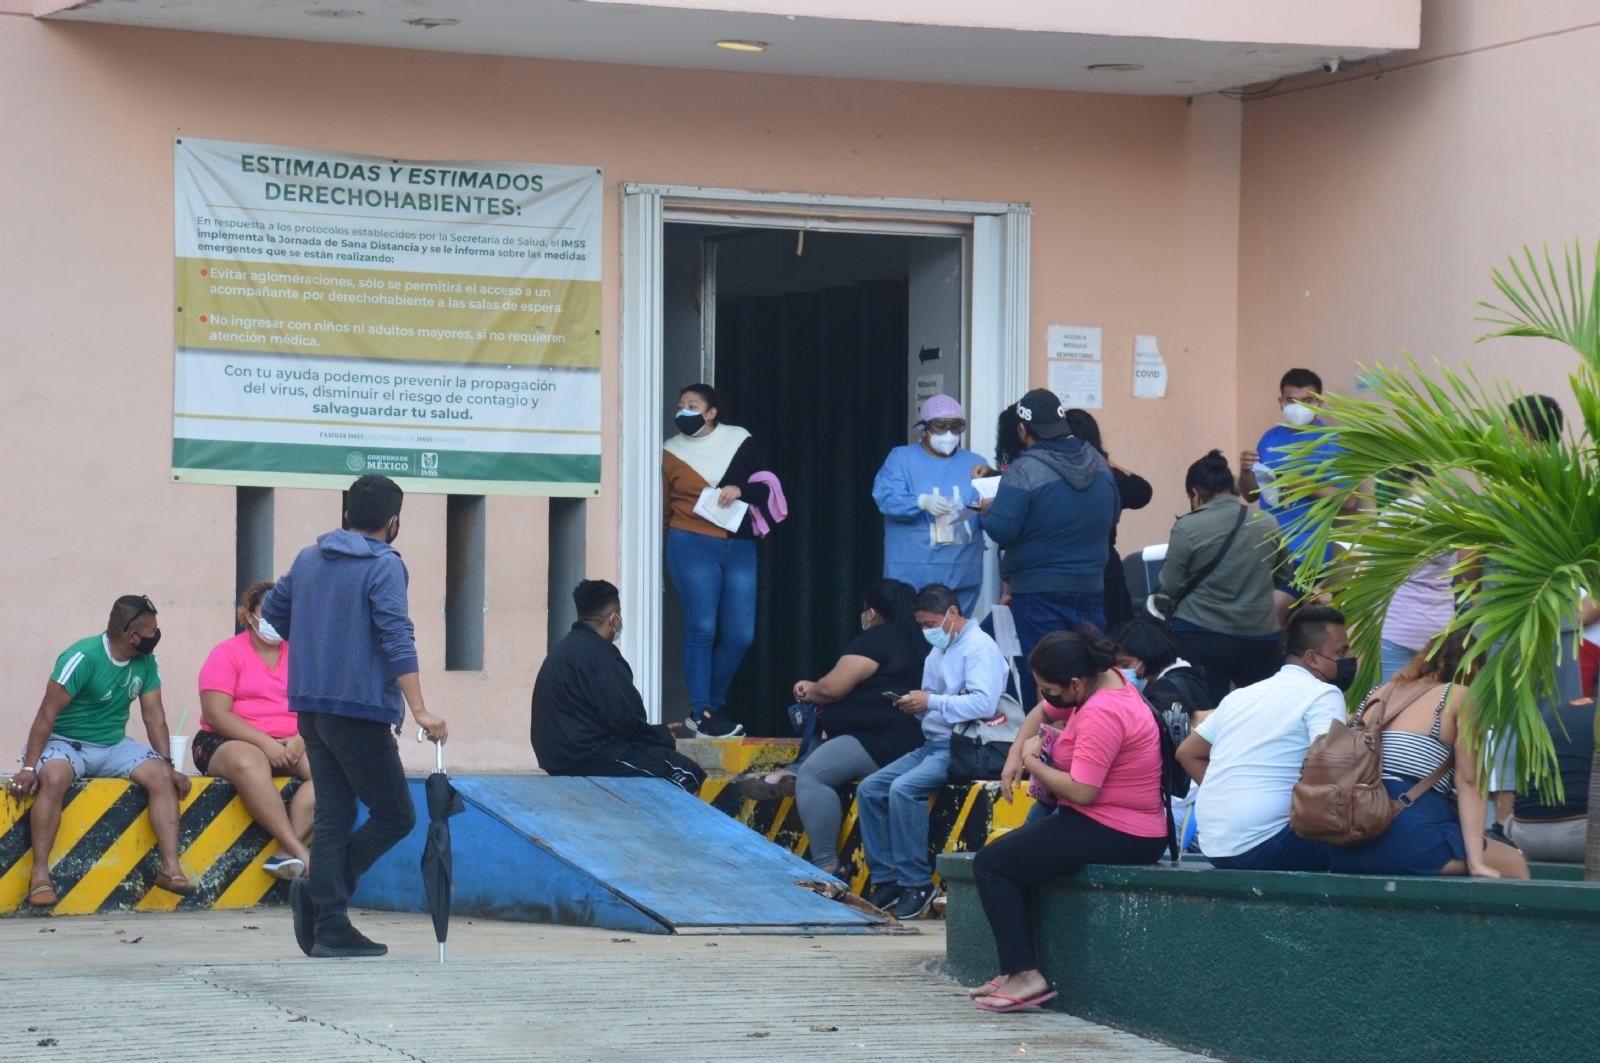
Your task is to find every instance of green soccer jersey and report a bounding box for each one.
[49,634,163,746]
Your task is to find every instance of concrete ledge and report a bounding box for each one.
[1,777,298,915]
[939,851,1600,1063]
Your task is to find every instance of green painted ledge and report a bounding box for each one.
[939,852,1600,1063]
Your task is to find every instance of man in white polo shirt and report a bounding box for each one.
[1175,605,1354,871]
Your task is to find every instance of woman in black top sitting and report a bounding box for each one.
[745,579,930,877]
[1066,410,1153,631]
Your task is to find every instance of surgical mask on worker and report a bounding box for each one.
[675,410,706,436]
[929,431,960,456]
[923,616,953,651]
[254,617,284,645]
[1282,402,1317,426]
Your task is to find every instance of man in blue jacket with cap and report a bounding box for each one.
[980,388,1119,707]
[262,473,449,959]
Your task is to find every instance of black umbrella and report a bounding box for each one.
[418,728,464,963]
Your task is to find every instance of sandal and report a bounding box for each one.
[154,870,196,896]
[968,979,1002,998]
[736,771,797,801]
[27,883,57,908]
[976,989,1059,1013]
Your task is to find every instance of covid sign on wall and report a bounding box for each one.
[171,137,602,495]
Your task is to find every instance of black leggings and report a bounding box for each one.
[1170,626,1281,702]
[972,806,1166,975]
[568,742,707,794]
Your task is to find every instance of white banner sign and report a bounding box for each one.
[172,137,603,495]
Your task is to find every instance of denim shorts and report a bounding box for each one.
[35,735,163,779]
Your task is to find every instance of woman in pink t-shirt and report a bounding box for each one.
[194,581,314,880]
[970,627,1167,1014]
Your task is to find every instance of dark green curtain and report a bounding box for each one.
[717,281,908,735]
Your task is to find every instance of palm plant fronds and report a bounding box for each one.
[1266,242,1600,799]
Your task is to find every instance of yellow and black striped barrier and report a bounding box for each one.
[0,777,299,915]
[690,739,1036,896]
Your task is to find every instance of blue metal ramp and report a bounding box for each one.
[349,775,886,935]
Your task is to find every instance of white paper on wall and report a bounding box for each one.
[1049,360,1102,409]
[1047,325,1102,361]
[1132,335,1168,399]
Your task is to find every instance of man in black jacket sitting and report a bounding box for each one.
[531,580,706,794]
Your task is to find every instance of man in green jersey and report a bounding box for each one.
[6,595,195,907]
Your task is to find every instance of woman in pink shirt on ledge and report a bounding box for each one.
[970,627,1167,1014]
[194,581,314,880]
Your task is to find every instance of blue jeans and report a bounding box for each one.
[1009,589,1105,707]
[666,528,757,713]
[1380,639,1417,684]
[1208,822,1332,872]
[856,740,952,888]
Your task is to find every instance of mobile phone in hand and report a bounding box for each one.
[881,691,906,702]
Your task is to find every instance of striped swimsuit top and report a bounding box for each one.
[1379,683,1454,795]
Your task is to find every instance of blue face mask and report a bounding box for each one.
[923,625,950,651]
[1121,667,1146,692]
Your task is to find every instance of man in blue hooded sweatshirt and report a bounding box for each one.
[262,473,448,958]
[980,388,1119,708]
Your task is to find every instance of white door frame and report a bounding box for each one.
[619,183,1030,722]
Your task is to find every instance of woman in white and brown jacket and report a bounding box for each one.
[663,384,785,738]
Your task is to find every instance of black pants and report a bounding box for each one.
[566,742,706,794]
[973,806,1166,975]
[1170,626,1281,702]
[298,712,417,938]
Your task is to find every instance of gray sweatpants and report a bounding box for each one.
[794,735,880,868]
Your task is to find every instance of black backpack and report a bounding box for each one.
[1143,664,1218,754]
[1136,674,1212,861]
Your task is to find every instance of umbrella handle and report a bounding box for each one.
[416,726,444,773]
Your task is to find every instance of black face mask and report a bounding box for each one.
[675,411,706,436]
[1331,656,1358,692]
[132,628,161,656]
[1042,690,1077,710]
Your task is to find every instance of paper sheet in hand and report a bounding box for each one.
[971,475,1002,500]
[988,604,1023,658]
[693,487,748,532]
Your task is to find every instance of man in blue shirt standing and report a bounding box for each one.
[872,395,986,617]
[1237,368,1356,624]
[980,388,1119,707]
[262,474,449,959]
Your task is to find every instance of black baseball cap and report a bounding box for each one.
[1016,388,1071,439]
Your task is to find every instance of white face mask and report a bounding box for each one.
[1282,402,1317,426]
[929,431,960,456]
[255,617,284,645]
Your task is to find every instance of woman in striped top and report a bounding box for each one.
[1328,629,1529,878]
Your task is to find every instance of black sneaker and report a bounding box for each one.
[1487,822,1510,844]
[687,710,744,739]
[311,925,388,958]
[865,882,902,912]
[290,877,315,957]
[890,884,937,920]
[264,854,305,881]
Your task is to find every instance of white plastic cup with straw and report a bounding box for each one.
[169,707,191,772]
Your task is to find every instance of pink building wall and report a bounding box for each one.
[0,17,1242,768]
[1236,2,1600,452]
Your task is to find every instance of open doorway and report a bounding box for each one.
[660,223,965,735]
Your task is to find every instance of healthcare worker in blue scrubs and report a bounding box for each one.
[872,395,986,616]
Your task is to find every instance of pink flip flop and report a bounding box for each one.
[976,989,1059,1013]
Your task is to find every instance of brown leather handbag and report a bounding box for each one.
[1289,682,1455,846]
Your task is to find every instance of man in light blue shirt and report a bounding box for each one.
[872,395,986,616]
[857,583,1008,919]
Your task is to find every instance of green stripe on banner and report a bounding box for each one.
[172,438,599,485]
